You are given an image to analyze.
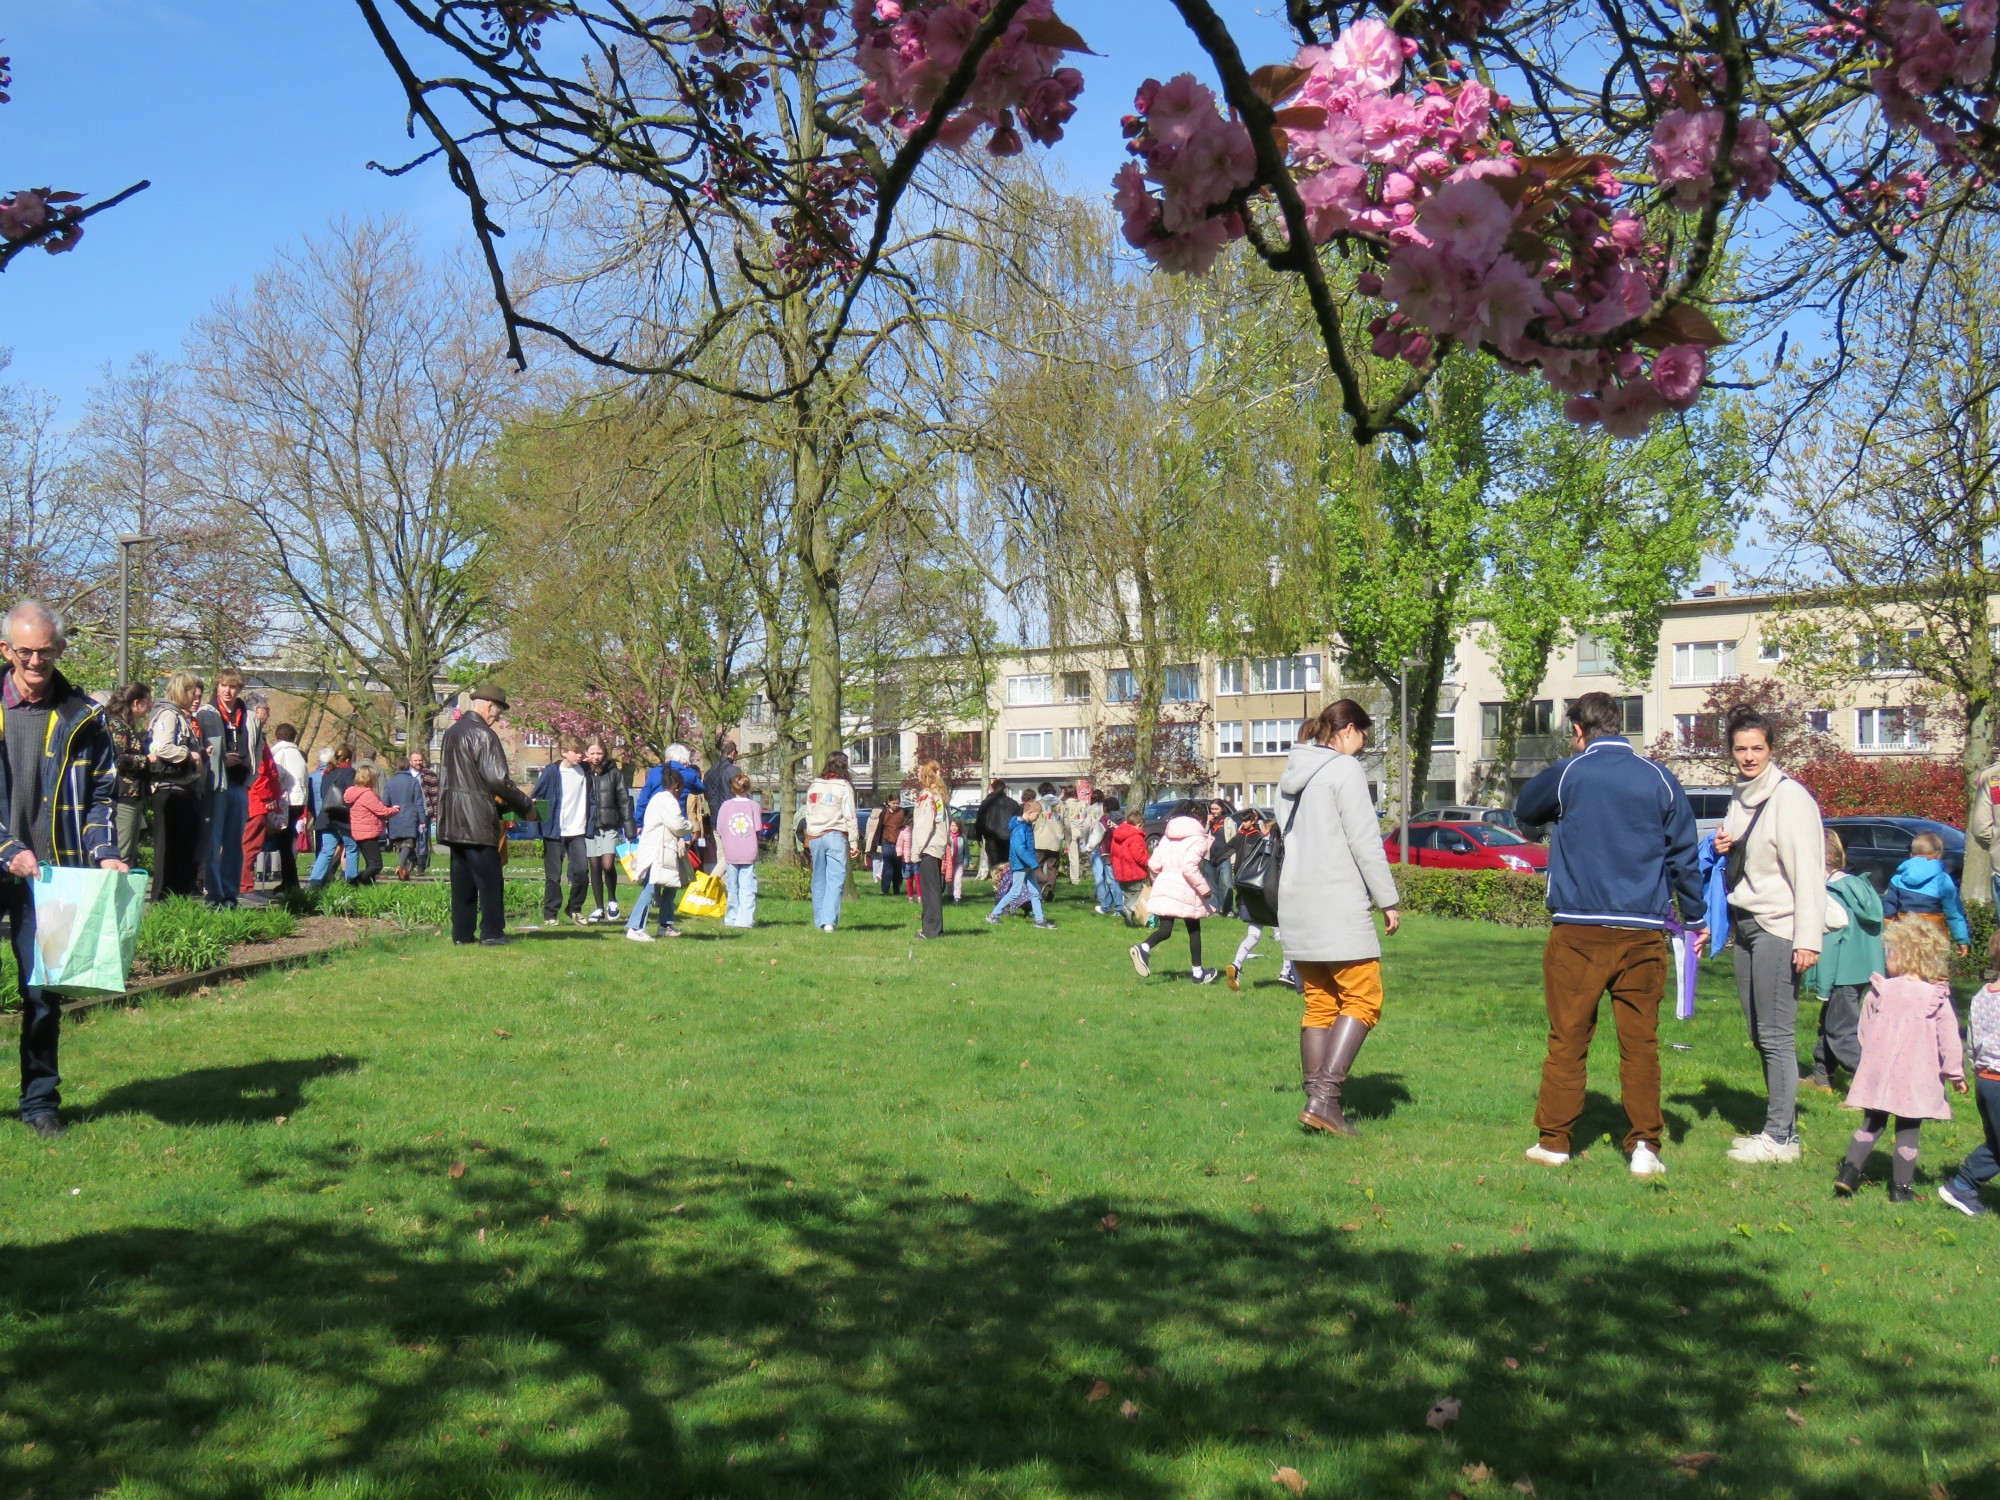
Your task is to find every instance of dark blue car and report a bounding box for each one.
[1824,816,1966,894]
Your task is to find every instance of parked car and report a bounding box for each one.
[1683,788,1734,841]
[1823,816,1965,894]
[1383,820,1549,874]
[1415,805,1532,838]
[1141,799,1183,842]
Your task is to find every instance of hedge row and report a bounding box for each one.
[1388,867,1553,928]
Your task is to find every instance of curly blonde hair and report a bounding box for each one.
[1883,915,1952,983]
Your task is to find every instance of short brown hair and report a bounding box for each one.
[731,772,751,796]
[272,722,297,743]
[215,668,245,690]
[558,733,586,754]
[1883,915,1952,983]
[1567,691,1624,741]
[1911,831,1944,858]
[1824,830,1846,872]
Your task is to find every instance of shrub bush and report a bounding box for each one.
[1391,867,1552,929]
[134,897,297,976]
[759,859,812,902]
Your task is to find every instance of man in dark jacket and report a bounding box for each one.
[1514,690,1706,1178]
[975,778,1018,878]
[383,759,426,880]
[702,737,742,820]
[0,600,128,1138]
[438,686,533,945]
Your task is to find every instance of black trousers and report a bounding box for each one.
[448,841,507,942]
[356,838,384,885]
[542,835,588,918]
[919,854,944,938]
[879,847,904,895]
[3,879,59,1119]
[275,809,301,891]
[151,788,202,900]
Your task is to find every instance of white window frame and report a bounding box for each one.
[1250,654,1324,694]
[1005,673,1053,706]
[1058,726,1090,760]
[1249,719,1294,757]
[1216,721,1244,757]
[1756,637,1784,664]
[1006,728,1055,761]
[1671,640,1738,685]
[1856,706,1927,752]
[1857,628,1923,676]
[1215,660,1244,697]
[1059,671,1090,704]
[1249,782,1279,808]
[1430,710,1457,751]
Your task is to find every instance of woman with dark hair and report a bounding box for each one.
[581,736,634,921]
[1277,698,1402,1136]
[110,682,154,868]
[1714,704,1829,1164]
[803,751,860,931]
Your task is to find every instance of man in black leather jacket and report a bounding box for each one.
[438,686,533,946]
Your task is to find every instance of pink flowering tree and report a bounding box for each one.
[357,1,2000,443]
[0,50,148,271]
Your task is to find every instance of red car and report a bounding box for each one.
[1382,820,1549,874]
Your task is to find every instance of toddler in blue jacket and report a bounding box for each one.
[1881,831,1969,954]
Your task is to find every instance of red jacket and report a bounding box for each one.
[246,747,282,823]
[1107,819,1151,883]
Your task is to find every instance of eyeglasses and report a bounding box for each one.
[7,646,60,662]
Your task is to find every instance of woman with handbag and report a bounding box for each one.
[1277,699,1402,1137]
[146,672,208,899]
[581,737,635,921]
[625,768,691,941]
[1223,807,1296,992]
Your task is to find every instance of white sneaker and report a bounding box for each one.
[1093,905,1107,916]
[1524,1143,1571,1166]
[820,924,835,933]
[1630,1143,1667,1177]
[1129,944,1151,977]
[587,908,606,923]
[1727,1133,1802,1163]
[606,901,621,919]
[625,929,654,943]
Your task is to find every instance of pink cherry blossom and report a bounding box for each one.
[1651,344,1707,407]
[1598,379,1668,438]
[1414,177,1512,266]
[1322,18,1411,93]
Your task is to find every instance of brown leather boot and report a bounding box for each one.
[1299,1026,1335,1132]
[1311,1016,1372,1137]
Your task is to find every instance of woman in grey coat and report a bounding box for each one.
[1276,699,1401,1136]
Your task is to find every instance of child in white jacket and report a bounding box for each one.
[626,769,693,941]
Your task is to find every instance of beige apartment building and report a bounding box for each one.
[889,583,1963,812]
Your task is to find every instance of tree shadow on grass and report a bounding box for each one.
[0,1147,1991,1498]
[73,1055,361,1127]
[1670,1079,1770,1136]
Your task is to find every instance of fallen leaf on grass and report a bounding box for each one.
[1511,1481,1535,1497]
[1243,1174,1258,1183]
[1502,1357,1520,1370]
[1783,1407,1806,1427]
[1118,1400,1140,1420]
[1100,1213,1120,1232]
[1462,1462,1494,1482]
[492,1028,512,1039]
[1272,1465,1307,1495]
[1426,1397,1461,1431]
[476,1227,486,1244]
[1671,1452,1718,1474]
[273,1115,288,1125]
[1085,1379,1111,1403]
[670,1203,686,1215]
[447,1161,466,1179]
[1930,1482,1952,1500]
[598,1136,609,1146]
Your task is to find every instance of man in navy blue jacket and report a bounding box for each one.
[1514,691,1706,1177]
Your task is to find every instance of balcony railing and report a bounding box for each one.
[1480,732,1641,762]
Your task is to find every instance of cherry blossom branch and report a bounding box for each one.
[0,178,149,272]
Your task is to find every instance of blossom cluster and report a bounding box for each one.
[1111,20,1720,437]
[851,0,1086,156]
[1647,109,1780,211]
[2,56,85,258]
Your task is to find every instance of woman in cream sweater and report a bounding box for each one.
[1713,706,1828,1164]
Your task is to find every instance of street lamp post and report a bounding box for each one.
[1398,657,1422,865]
[115,532,158,687]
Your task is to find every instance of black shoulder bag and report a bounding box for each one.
[1238,761,1333,916]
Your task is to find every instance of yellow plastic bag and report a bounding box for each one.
[676,868,728,919]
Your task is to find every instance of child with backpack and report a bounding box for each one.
[1939,932,2000,1218]
[1806,829,1885,1091]
[1834,915,1965,1203]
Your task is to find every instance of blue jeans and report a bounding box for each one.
[627,883,678,932]
[1951,1077,2000,1192]
[724,862,758,927]
[1092,849,1120,911]
[989,865,1045,922]
[3,878,59,1119]
[810,834,848,928]
[309,831,359,885]
[206,784,248,903]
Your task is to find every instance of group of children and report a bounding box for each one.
[1811,826,1996,1216]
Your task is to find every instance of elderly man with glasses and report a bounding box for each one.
[0,599,128,1139]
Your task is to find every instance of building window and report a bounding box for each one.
[1250,719,1294,756]
[1856,706,1927,751]
[1250,654,1323,693]
[1806,709,1831,735]
[1480,700,1555,741]
[1431,709,1456,751]
[521,729,556,749]
[848,737,872,768]
[1216,660,1243,696]
[1217,783,1243,805]
[1106,668,1137,703]
[1005,673,1053,706]
[1164,664,1200,701]
[1216,721,1244,757]
[1757,637,1784,663]
[1059,671,1090,703]
[1671,640,1738,684]
[1158,722,1200,760]
[1857,628,1922,674]
[1059,726,1090,760]
[1006,729,1055,760]
[1248,782,1279,808]
[1577,634,1616,675]
[1673,712,1723,749]
[1620,696,1644,735]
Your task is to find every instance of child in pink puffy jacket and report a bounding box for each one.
[1835,915,1966,1204]
[1129,803,1218,984]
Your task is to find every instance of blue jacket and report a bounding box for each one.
[382,770,424,841]
[1698,837,1731,951]
[635,759,705,826]
[1883,856,1969,944]
[1515,736,1705,930]
[530,761,583,844]
[1007,815,1037,871]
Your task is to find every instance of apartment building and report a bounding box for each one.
[889,584,1969,812]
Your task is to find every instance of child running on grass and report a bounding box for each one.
[1130,802,1218,983]
[1940,933,2000,1218]
[1104,798,1150,927]
[1835,915,1965,1203]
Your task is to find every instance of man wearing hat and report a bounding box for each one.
[437,686,533,946]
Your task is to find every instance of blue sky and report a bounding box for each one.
[3,0,1293,414]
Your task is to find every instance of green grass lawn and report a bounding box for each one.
[3,882,1999,1498]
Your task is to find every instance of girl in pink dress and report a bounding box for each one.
[1835,916,1966,1203]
